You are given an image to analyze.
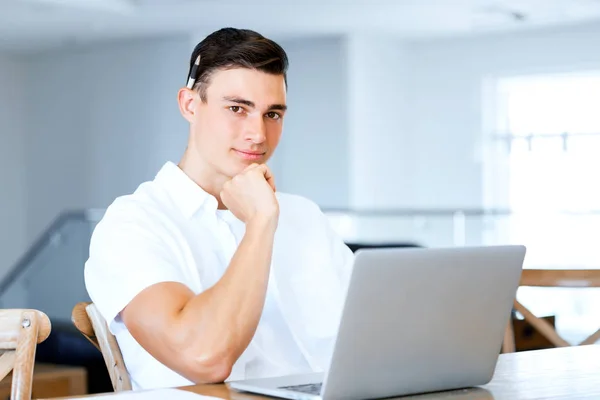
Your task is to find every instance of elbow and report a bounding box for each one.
[184,348,235,383]
[170,314,238,383]
[205,360,233,383]
[200,356,234,383]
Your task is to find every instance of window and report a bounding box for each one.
[487,71,600,343]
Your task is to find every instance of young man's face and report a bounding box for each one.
[191,67,287,179]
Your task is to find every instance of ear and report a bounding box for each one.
[177,87,198,123]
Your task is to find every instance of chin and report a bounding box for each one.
[222,154,269,177]
[238,157,265,167]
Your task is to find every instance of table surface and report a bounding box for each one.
[45,345,600,400]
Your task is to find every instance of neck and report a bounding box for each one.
[178,147,229,209]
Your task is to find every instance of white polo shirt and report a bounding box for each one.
[84,161,354,390]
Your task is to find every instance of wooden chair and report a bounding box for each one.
[71,302,132,391]
[0,309,51,400]
[502,269,600,353]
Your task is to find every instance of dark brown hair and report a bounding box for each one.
[187,27,289,102]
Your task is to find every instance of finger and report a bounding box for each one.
[242,163,261,173]
[257,164,276,192]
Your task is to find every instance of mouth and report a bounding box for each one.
[233,149,266,161]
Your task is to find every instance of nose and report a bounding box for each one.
[244,115,266,144]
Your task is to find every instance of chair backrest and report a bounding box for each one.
[0,309,51,400]
[503,269,600,353]
[71,302,132,391]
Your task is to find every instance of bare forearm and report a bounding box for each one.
[216,218,276,343]
[176,217,276,376]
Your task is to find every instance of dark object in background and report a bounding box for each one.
[35,320,113,394]
[512,315,557,351]
[346,242,422,253]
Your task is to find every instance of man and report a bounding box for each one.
[84,27,354,391]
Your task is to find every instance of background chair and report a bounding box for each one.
[503,269,600,353]
[71,302,132,391]
[0,309,51,400]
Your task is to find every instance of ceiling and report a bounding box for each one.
[2,0,600,52]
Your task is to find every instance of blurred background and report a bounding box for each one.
[0,0,599,395]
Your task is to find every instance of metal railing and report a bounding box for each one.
[0,209,104,320]
[1,207,599,332]
[5,206,600,293]
[0,209,103,296]
[323,207,600,252]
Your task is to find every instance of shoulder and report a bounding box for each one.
[89,180,179,256]
[85,181,188,326]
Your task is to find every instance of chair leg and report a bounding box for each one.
[580,328,600,346]
[0,351,16,382]
[11,310,39,400]
[514,300,570,347]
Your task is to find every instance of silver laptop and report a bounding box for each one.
[229,245,526,400]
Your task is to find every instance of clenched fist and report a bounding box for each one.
[221,163,279,227]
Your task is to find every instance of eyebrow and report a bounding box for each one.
[222,96,287,112]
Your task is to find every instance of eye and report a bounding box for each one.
[266,111,281,120]
[229,106,244,113]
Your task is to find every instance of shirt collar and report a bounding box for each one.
[154,161,218,219]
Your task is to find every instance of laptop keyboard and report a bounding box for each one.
[280,383,323,395]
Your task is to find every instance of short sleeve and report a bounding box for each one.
[84,203,187,334]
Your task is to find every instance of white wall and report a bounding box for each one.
[314,23,600,244]
[346,35,413,209]
[275,36,349,209]
[0,56,27,275]
[10,22,600,260]
[405,22,600,209]
[24,36,190,239]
